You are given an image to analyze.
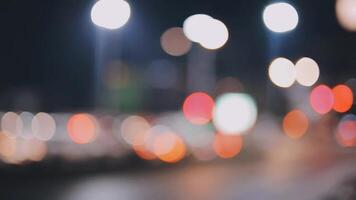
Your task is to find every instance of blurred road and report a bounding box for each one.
[1,157,355,200]
[60,161,356,200]
[0,114,354,200]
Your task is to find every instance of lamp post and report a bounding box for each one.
[91,0,131,108]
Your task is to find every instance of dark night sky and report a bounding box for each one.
[0,0,355,112]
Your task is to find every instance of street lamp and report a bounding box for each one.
[263,2,299,33]
[91,0,131,30]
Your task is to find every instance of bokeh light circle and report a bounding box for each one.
[153,132,186,163]
[263,2,299,33]
[283,109,309,139]
[133,144,156,161]
[268,57,296,88]
[67,113,97,144]
[213,93,258,135]
[183,92,215,125]
[183,14,214,43]
[310,85,334,114]
[336,0,356,32]
[199,19,229,50]
[183,14,229,50]
[213,133,243,159]
[336,114,356,147]
[91,0,131,30]
[120,115,151,146]
[32,112,56,141]
[332,84,353,113]
[295,57,320,87]
[161,27,192,56]
[1,112,22,138]
[128,119,156,161]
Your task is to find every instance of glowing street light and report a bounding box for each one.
[183,14,213,43]
[295,57,320,87]
[263,2,299,33]
[199,19,229,50]
[183,14,229,50]
[213,93,258,135]
[91,0,131,30]
[336,0,356,31]
[268,57,296,88]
